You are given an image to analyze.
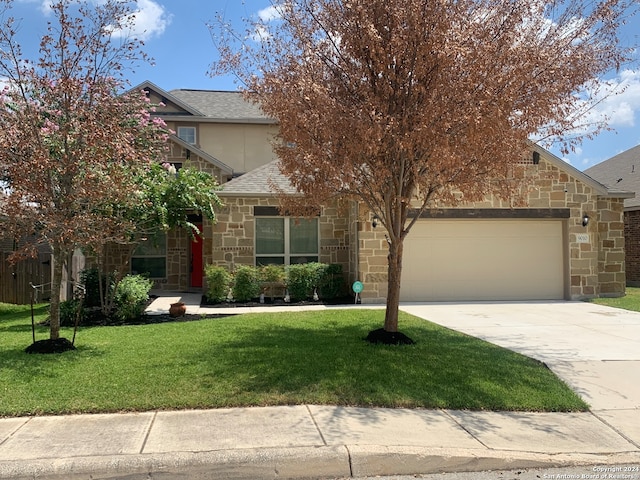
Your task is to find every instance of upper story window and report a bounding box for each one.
[177,126,196,145]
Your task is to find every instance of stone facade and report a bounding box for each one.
[353,157,626,302]
[146,154,626,302]
[207,196,353,286]
[596,198,626,296]
[97,151,223,292]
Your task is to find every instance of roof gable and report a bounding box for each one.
[131,81,203,117]
[221,145,632,200]
[220,160,295,196]
[168,89,274,123]
[584,144,640,209]
[534,143,633,200]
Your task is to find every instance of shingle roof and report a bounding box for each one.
[220,160,296,196]
[168,89,273,122]
[584,144,640,209]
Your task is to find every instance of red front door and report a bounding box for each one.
[190,224,203,288]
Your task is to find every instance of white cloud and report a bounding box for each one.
[249,4,284,42]
[250,24,271,42]
[257,5,282,22]
[13,0,53,15]
[19,0,172,40]
[575,69,640,129]
[110,0,172,41]
[597,70,640,127]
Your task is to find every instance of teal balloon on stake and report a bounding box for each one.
[352,281,363,304]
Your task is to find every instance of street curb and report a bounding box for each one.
[3,447,640,480]
[0,446,350,480]
[349,446,640,477]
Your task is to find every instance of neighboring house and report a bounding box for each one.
[585,145,640,286]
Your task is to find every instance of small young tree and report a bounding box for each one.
[211,0,637,339]
[0,0,169,343]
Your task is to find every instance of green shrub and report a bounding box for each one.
[319,264,345,299]
[205,265,232,303]
[113,275,153,322]
[285,263,323,301]
[59,299,85,327]
[232,265,261,302]
[259,264,285,283]
[285,263,345,301]
[80,267,115,308]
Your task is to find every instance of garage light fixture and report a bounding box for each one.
[372,215,380,228]
[582,214,590,227]
[533,151,540,165]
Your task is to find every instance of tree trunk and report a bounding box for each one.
[383,237,404,333]
[49,247,64,340]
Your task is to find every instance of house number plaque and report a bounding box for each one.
[576,233,589,244]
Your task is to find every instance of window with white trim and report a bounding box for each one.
[255,216,319,265]
[177,126,196,145]
[131,232,167,278]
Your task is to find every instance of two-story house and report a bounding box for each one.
[127,81,632,303]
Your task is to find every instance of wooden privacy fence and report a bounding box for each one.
[0,253,52,305]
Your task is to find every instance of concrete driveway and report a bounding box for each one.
[400,301,640,413]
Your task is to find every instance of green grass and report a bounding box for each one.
[0,303,588,416]
[591,287,640,311]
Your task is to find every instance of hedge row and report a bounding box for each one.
[205,263,345,303]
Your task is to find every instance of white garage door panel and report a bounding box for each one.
[402,220,564,301]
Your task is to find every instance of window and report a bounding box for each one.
[131,232,167,278]
[177,126,196,145]
[255,217,319,265]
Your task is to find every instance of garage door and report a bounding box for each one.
[401,219,565,301]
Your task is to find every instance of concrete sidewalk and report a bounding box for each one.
[2,405,639,479]
[1,297,639,479]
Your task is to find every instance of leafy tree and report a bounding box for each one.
[92,162,222,317]
[0,0,168,341]
[211,0,637,336]
[130,162,222,237]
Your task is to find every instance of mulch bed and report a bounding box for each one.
[25,338,76,354]
[199,295,357,309]
[365,328,416,345]
[27,295,414,353]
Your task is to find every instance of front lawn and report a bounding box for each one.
[591,287,640,311]
[0,303,588,416]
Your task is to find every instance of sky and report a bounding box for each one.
[6,0,640,171]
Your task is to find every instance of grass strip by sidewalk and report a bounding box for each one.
[0,303,588,416]
[591,286,640,311]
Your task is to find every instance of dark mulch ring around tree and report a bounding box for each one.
[26,338,76,354]
[365,328,415,345]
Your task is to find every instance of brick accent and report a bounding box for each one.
[624,210,640,286]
